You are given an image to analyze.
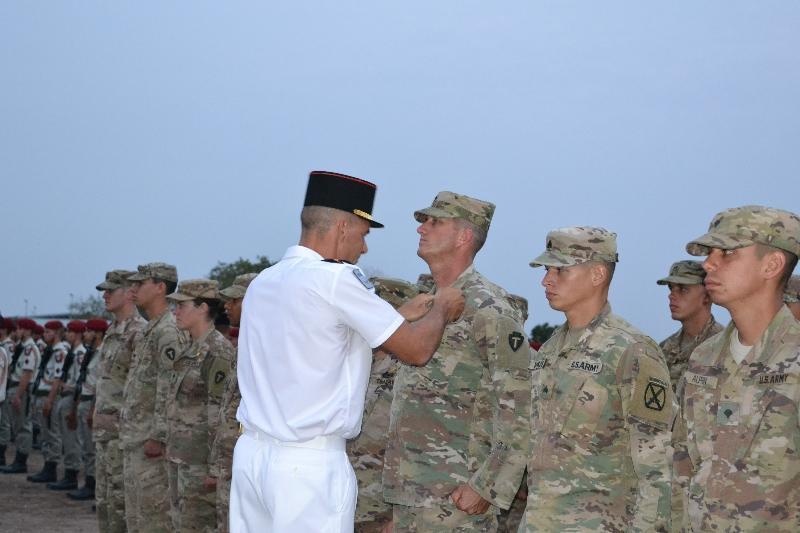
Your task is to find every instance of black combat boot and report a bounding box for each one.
[67,475,95,500]
[27,460,58,482]
[47,468,78,490]
[0,451,28,474]
[0,445,6,466]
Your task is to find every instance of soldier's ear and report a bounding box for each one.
[589,263,608,287]
[761,249,786,282]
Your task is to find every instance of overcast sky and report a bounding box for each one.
[2,2,798,339]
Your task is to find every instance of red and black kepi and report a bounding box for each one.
[304,171,384,228]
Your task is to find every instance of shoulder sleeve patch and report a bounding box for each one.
[207,357,231,398]
[352,268,374,290]
[495,316,531,369]
[628,354,673,428]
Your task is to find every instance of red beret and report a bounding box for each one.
[2,318,15,330]
[85,318,109,332]
[229,327,239,338]
[67,320,87,333]
[33,324,45,335]
[45,320,65,331]
[16,318,37,331]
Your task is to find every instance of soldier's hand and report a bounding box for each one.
[397,294,435,322]
[11,395,22,411]
[66,411,78,431]
[143,439,165,458]
[437,287,465,323]
[379,520,394,533]
[450,483,491,515]
[203,476,218,491]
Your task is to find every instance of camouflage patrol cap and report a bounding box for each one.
[371,277,420,309]
[166,278,220,302]
[656,260,706,286]
[686,205,800,257]
[128,262,178,283]
[96,269,137,291]
[414,191,495,234]
[219,273,258,300]
[785,275,800,304]
[530,226,619,268]
[416,273,434,293]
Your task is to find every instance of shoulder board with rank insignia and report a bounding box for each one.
[353,268,374,290]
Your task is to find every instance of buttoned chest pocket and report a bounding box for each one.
[738,385,800,476]
[134,342,156,383]
[560,378,609,447]
[176,361,205,403]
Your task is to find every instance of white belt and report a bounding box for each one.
[244,428,345,451]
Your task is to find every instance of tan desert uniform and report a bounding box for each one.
[120,263,184,533]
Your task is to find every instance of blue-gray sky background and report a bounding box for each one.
[2,2,798,339]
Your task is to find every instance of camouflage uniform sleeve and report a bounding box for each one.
[618,341,674,532]
[468,308,531,510]
[671,375,691,533]
[151,326,182,443]
[206,340,234,475]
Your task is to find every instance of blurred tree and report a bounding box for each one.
[208,255,273,288]
[68,294,107,318]
[530,322,557,345]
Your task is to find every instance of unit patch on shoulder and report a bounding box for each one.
[508,332,525,352]
[353,268,374,290]
[165,347,176,361]
[214,370,226,384]
[644,379,666,411]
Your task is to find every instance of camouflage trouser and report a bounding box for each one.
[96,439,126,533]
[166,460,216,532]
[32,394,60,461]
[55,395,80,469]
[216,465,232,533]
[497,473,527,533]
[77,399,95,476]
[392,502,499,532]
[0,399,10,446]
[2,386,33,454]
[123,444,171,533]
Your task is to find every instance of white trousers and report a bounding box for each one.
[230,430,357,533]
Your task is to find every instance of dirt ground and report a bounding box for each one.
[0,445,98,533]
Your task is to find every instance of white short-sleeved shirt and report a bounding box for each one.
[237,245,405,442]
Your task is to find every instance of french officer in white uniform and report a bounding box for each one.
[231,171,465,533]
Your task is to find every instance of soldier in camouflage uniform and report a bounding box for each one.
[347,277,419,533]
[93,270,147,532]
[166,279,235,531]
[656,260,723,393]
[207,272,257,533]
[494,294,529,533]
[0,318,18,466]
[785,274,800,319]
[384,192,531,532]
[525,226,674,532]
[120,262,185,532]
[1,318,41,474]
[673,205,800,531]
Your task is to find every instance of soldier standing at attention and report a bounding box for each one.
[93,270,147,532]
[231,171,464,533]
[166,279,235,531]
[67,317,108,500]
[26,320,68,483]
[656,260,723,393]
[525,227,674,532]
[0,318,18,467]
[206,272,257,533]
[784,274,800,319]
[673,206,800,531]
[383,192,531,532]
[0,318,40,474]
[120,262,184,532]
